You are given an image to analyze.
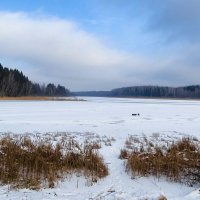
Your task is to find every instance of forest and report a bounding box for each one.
[0,63,70,97]
[1,62,200,98]
[75,85,200,98]
[110,85,200,98]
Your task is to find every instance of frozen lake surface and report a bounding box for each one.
[0,97,200,136]
[0,97,200,200]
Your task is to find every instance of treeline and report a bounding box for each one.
[0,63,70,97]
[75,85,200,98]
[110,86,200,98]
[74,91,110,97]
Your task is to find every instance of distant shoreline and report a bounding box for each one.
[102,96,200,101]
[77,96,200,101]
[0,96,86,101]
[0,96,199,102]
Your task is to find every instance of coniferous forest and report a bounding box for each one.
[0,63,70,97]
[75,86,200,99]
[1,62,200,99]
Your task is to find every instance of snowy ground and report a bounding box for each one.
[0,97,200,200]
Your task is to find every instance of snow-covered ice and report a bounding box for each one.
[0,97,200,200]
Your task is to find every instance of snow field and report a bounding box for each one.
[0,97,200,199]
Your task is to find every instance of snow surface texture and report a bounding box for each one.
[0,97,200,200]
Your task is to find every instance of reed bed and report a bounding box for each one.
[0,96,84,101]
[120,136,200,186]
[0,136,108,190]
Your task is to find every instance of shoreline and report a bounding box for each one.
[110,96,200,101]
[1,96,200,102]
[0,96,86,101]
[77,96,200,101]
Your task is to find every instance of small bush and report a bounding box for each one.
[119,149,128,159]
[121,137,200,185]
[0,136,108,189]
[157,195,167,200]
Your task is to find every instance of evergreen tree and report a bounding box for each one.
[0,63,71,97]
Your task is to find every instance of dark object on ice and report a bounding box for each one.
[132,113,140,116]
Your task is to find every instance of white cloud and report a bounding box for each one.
[0,11,141,89]
[0,11,199,90]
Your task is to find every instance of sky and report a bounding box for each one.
[0,0,200,91]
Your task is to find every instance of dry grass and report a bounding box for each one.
[120,136,200,186]
[119,149,128,159]
[0,136,108,190]
[157,195,167,200]
[0,96,84,101]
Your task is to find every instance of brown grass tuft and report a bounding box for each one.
[119,149,128,159]
[0,136,108,189]
[121,137,200,185]
[157,195,167,200]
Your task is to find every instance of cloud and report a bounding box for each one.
[146,0,200,42]
[0,11,154,90]
[0,9,200,90]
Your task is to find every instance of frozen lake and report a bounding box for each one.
[0,97,200,138]
[0,97,200,200]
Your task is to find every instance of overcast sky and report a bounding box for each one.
[0,0,200,91]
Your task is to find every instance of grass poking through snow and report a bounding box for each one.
[0,136,108,190]
[120,135,200,186]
